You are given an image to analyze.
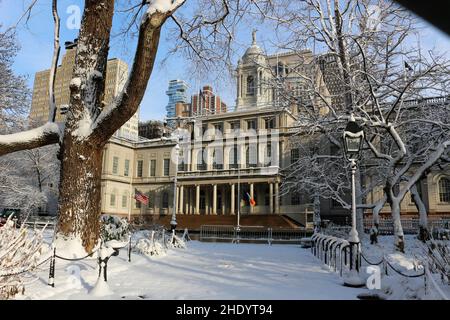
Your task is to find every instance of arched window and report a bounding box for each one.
[439,177,450,203]
[246,75,255,96]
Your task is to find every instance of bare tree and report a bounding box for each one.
[0,0,271,254]
[268,0,450,251]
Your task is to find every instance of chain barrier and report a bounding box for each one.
[0,254,53,278]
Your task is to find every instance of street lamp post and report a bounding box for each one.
[170,143,180,232]
[342,114,365,287]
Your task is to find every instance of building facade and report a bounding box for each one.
[190,85,227,116]
[100,33,450,225]
[29,39,139,141]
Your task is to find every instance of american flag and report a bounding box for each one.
[134,188,149,205]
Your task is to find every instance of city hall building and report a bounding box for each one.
[100,35,450,227]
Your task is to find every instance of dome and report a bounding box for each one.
[242,30,264,62]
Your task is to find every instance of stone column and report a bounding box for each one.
[230,184,235,215]
[212,184,217,215]
[221,185,226,215]
[179,185,184,214]
[275,182,280,214]
[196,185,200,215]
[269,183,274,214]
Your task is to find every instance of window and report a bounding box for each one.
[122,194,127,208]
[137,160,143,177]
[246,119,257,130]
[439,178,450,203]
[163,159,170,176]
[229,145,239,169]
[230,121,240,131]
[124,159,130,176]
[136,200,141,209]
[150,160,156,176]
[265,118,275,129]
[214,123,223,135]
[110,193,116,206]
[291,149,299,164]
[246,144,257,168]
[212,147,223,169]
[197,149,207,171]
[112,156,119,174]
[162,192,169,209]
[246,75,255,96]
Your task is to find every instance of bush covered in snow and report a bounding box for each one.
[100,215,129,242]
[0,218,49,299]
[134,230,167,257]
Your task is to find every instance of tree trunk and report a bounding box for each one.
[410,183,429,241]
[55,134,104,254]
[313,193,321,232]
[390,200,405,252]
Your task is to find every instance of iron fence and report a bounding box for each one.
[364,218,450,235]
[199,225,308,244]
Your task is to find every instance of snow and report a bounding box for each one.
[146,0,185,16]
[69,77,81,88]
[18,239,362,300]
[72,110,93,140]
[54,235,91,259]
[0,122,60,145]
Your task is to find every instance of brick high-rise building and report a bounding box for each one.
[29,39,139,141]
[191,85,227,116]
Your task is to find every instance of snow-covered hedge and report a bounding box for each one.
[0,218,49,299]
[101,215,129,242]
[134,230,167,257]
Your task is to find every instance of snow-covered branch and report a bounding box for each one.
[0,123,60,156]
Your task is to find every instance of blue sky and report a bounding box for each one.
[1,0,449,121]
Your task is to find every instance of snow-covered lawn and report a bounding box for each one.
[18,240,363,300]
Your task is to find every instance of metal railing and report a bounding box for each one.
[199,225,308,244]
[363,218,450,235]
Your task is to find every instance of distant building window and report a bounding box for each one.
[439,178,450,203]
[246,145,257,168]
[229,146,239,169]
[124,159,130,177]
[136,200,141,209]
[265,118,275,129]
[246,119,257,130]
[291,149,299,164]
[122,194,127,208]
[163,159,170,176]
[110,193,116,207]
[112,157,119,174]
[150,160,156,177]
[214,123,223,135]
[137,160,143,177]
[230,121,240,131]
[162,192,169,209]
[246,75,255,96]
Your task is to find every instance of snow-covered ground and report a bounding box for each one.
[17,239,363,300]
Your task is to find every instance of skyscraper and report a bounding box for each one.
[29,39,139,141]
[165,79,188,126]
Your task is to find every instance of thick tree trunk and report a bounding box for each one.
[410,183,429,241]
[390,200,405,252]
[56,135,104,254]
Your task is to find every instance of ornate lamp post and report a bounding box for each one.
[342,114,365,287]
